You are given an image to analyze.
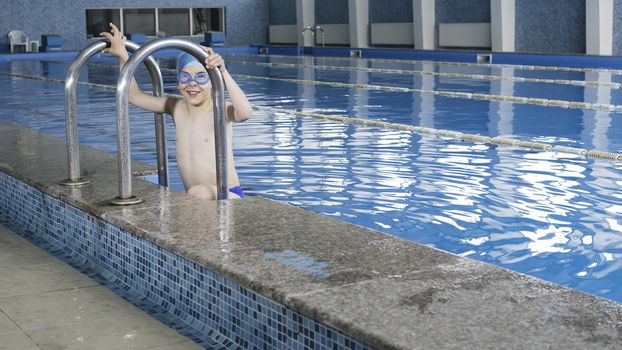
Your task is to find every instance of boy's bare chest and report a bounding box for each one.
[175,111,215,145]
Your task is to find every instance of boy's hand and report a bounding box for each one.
[100,23,128,59]
[203,47,227,74]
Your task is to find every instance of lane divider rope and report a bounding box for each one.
[1,70,620,161]
[224,59,622,89]
[252,105,622,160]
[226,52,622,75]
[43,60,622,112]
[229,73,622,113]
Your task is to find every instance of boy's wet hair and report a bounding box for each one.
[176,52,205,74]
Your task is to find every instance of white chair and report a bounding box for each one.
[8,30,29,53]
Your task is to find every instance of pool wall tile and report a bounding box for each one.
[316,0,349,25]
[268,0,297,25]
[0,0,268,51]
[0,171,371,350]
[515,0,586,54]
[369,0,413,23]
[614,0,622,55]
[436,0,491,23]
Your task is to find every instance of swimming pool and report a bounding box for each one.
[1,51,622,304]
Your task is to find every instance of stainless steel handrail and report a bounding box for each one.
[314,26,325,47]
[112,38,228,205]
[299,26,315,55]
[61,40,168,188]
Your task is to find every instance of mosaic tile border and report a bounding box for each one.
[0,171,371,350]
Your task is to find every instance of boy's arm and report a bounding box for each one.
[204,48,252,123]
[101,23,178,115]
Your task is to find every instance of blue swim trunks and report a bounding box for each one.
[229,186,245,198]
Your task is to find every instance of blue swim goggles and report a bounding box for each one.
[177,71,210,85]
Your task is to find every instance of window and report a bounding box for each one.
[123,9,156,36]
[192,8,225,35]
[86,9,121,38]
[158,8,191,36]
[85,7,225,38]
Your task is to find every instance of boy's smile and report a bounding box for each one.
[186,89,201,97]
[178,66,211,106]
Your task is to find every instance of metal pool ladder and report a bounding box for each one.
[61,40,168,188]
[111,38,229,205]
[315,26,325,47]
[299,25,326,55]
[299,26,315,55]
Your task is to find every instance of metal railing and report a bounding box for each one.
[299,26,315,55]
[61,40,168,188]
[111,38,228,205]
[315,26,325,47]
[299,25,326,55]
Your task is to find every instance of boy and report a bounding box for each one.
[101,23,252,200]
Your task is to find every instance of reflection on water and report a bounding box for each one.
[235,112,622,302]
[0,58,622,303]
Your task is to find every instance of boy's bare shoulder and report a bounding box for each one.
[164,94,184,104]
[163,94,184,117]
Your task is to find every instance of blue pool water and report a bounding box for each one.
[1,53,622,303]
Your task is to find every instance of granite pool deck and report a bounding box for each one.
[0,120,621,349]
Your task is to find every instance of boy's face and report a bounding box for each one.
[177,65,211,106]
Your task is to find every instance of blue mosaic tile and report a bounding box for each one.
[0,172,372,350]
[516,0,586,54]
[2,1,267,50]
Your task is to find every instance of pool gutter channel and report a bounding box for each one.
[1,121,622,348]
